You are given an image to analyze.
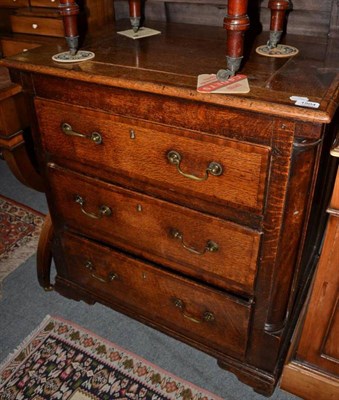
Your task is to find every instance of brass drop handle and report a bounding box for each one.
[170,228,219,255]
[167,150,223,182]
[85,261,118,283]
[75,195,112,219]
[172,298,215,324]
[61,122,103,144]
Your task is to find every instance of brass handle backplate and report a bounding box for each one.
[85,261,118,283]
[172,298,215,324]
[170,228,219,255]
[167,150,223,182]
[75,195,112,219]
[61,122,103,144]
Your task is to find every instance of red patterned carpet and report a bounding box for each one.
[0,195,44,296]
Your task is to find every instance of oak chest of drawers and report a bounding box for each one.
[2,19,338,396]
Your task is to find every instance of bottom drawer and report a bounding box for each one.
[59,231,252,359]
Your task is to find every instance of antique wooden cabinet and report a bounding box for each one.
[1,0,338,396]
[281,163,339,400]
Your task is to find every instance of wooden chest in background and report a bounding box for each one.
[0,0,115,57]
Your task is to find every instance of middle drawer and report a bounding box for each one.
[47,164,261,296]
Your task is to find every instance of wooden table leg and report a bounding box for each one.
[37,213,54,291]
[59,0,80,55]
[1,143,44,192]
[0,74,45,192]
[267,0,291,48]
[217,0,250,81]
[256,1,296,57]
[129,0,141,32]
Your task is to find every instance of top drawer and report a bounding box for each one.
[0,0,28,7]
[35,98,271,214]
[30,0,59,8]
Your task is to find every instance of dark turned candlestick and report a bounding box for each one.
[129,0,141,32]
[59,0,80,55]
[217,0,250,81]
[267,0,291,48]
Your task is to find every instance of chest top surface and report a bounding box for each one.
[1,19,338,123]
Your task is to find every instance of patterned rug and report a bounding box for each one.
[0,316,222,400]
[0,195,44,297]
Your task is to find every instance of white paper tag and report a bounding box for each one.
[197,74,250,94]
[294,100,320,109]
[117,27,161,40]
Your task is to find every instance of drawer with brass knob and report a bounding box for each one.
[59,230,252,359]
[35,98,271,216]
[48,164,261,296]
[0,0,28,7]
[10,8,64,37]
[30,0,59,8]
[0,37,40,56]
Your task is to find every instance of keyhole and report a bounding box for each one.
[130,129,136,139]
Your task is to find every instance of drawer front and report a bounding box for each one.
[0,0,29,7]
[36,98,270,213]
[48,165,261,295]
[60,231,252,359]
[0,38,40,57]
[30,0,59,7]
[10,15,64,37]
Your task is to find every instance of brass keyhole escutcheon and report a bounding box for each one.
[130,129,136,139]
